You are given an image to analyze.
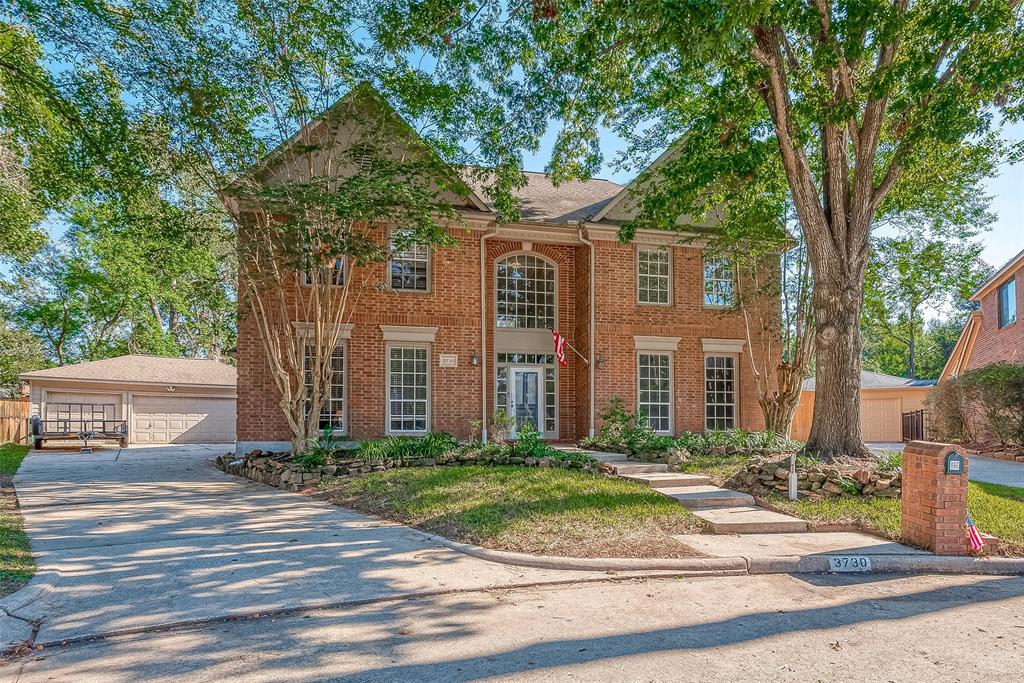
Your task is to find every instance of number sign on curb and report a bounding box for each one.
[827,556,872,572]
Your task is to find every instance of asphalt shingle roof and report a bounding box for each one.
[801,370,936,392]
[465,170,623,224]
[21,355,236,387]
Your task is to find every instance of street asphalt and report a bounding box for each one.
[3,573,1023,681]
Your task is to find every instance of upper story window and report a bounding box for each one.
[703,256,734,307]
[390,229,429,292]
[638,247,671,305]
[304,258,345,287]
[496,254,556,329]
[999,278,1017,328]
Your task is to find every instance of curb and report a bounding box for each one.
[746,554,1024,575]
[422,532,749,573]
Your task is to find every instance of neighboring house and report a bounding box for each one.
[941,247,1023,379]
[22,355,236,446]
[791,371,935,443]
[230,86,779,453]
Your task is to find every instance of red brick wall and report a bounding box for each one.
[591,241,769,435]
[967,267,1023,370]
[238,227,776,444]
[901,441,970,555]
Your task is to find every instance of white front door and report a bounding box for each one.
[509,367,543,435]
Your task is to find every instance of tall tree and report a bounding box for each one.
[378,0,1024,457]
[863,232,991,378]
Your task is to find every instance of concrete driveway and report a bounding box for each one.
[9,445,609,646]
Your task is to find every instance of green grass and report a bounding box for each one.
[317,465,706,558]
[765,481,1024,556]
[0,443,33,596]
[676,453,751,483]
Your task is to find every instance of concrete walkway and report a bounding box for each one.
[7,445,632,646]
[969,456,1024,488]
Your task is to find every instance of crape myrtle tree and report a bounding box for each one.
[16,0,529,450]
[381,0,1024,458]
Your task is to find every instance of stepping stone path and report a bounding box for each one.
[584,451,809,534]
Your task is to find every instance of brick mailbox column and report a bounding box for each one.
[901,441,969,555]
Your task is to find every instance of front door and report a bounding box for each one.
[509,367,542,435]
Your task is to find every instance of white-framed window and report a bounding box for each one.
[388,345,429,433]
[304,345,345,432]
[637,247,671,305]
[390,229,430,292]
[998,279,1017,328]
[704,354,736,430]
[304,258,345,287]
[496,254,556,329]
[638,353,672,433]
[495,353,557,435]
[703,256,734,307]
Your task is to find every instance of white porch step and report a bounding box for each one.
[620,472,711,488]
[663,486,755,510]
[692,506,809,534]
[610,462,669,475]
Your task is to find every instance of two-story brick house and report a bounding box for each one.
[231,88,776,453]
[941,247,1023,380]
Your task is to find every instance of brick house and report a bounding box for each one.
[941,247,1023,380]
[230,88,777,453]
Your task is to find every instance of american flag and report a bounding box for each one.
[965,514,985,553]
[552,330,568,367]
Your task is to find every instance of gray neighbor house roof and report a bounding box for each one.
[20,355,236,387]
[801,370,936,392]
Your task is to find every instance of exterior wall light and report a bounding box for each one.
[471,352,480,367]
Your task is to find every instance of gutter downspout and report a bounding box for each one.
[480,228,498,442]
[578,226,597,437]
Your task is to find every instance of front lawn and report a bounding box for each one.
[677,453,750,483]
[765,481,1024,556]
[316,465,706,558]
[1,444,34,597]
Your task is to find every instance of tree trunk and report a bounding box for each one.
[805,276,869,459]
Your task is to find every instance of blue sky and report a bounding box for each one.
[521,121,1024,274]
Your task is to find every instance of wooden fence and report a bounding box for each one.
[0,398,30,445]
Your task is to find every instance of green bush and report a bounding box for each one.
[294,427,336,470]
[928,362,1024,445]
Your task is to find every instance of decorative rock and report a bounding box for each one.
[822,481,844,495]
[773,467,789,480]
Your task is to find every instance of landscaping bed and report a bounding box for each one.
[313,465,706,558]
[0,444,33,598]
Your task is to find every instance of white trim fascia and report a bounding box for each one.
[380,325,438,343]
[634,336,681,352]
[971,247,1024,302]
[702,338,746,354]
[292,322,355,339]
[583,222,709,247]
[25,376,235,390]
[590,144,679,223]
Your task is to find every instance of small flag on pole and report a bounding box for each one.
[552,330,568,367]
[965,514,985,553]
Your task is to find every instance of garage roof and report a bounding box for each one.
[20,355,236,387]
[802,370,936,392]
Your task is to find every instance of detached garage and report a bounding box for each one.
[22,355,236,446]
[790,370,935,443]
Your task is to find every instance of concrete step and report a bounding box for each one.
[610,462,669,475]
[619,472,711,488]
[585,451,631,464]
[692,506,809,534]
[663,486,755,509]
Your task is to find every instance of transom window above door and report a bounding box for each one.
[496,254,556,329]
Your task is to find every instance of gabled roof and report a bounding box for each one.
[939,311,983,381]
[21,355,236,387]
[463,170,622,224]
[972,247,1024,302]
[802,370,935,392]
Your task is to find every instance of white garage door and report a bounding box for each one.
[861,398,902,442]
[131,395,235,444]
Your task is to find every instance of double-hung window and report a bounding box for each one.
[638,353,672,433]
[304,258,345,287]
[390,229,430,292]
[703,257,734,307]
[704,355,736,430]
[388,346,429,433]
[999,279,1017,328]
[638,247,671,305]
[304,345,345,432]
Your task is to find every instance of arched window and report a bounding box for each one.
[496,254,556,329]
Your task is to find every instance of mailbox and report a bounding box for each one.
[944,451,965,475]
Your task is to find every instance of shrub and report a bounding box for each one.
[508,422,554,458]
[294,427,336,470]
[928,363,1024,445]
[488,409,516,444]
[874,450,903,472]
[594,397,663,454]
